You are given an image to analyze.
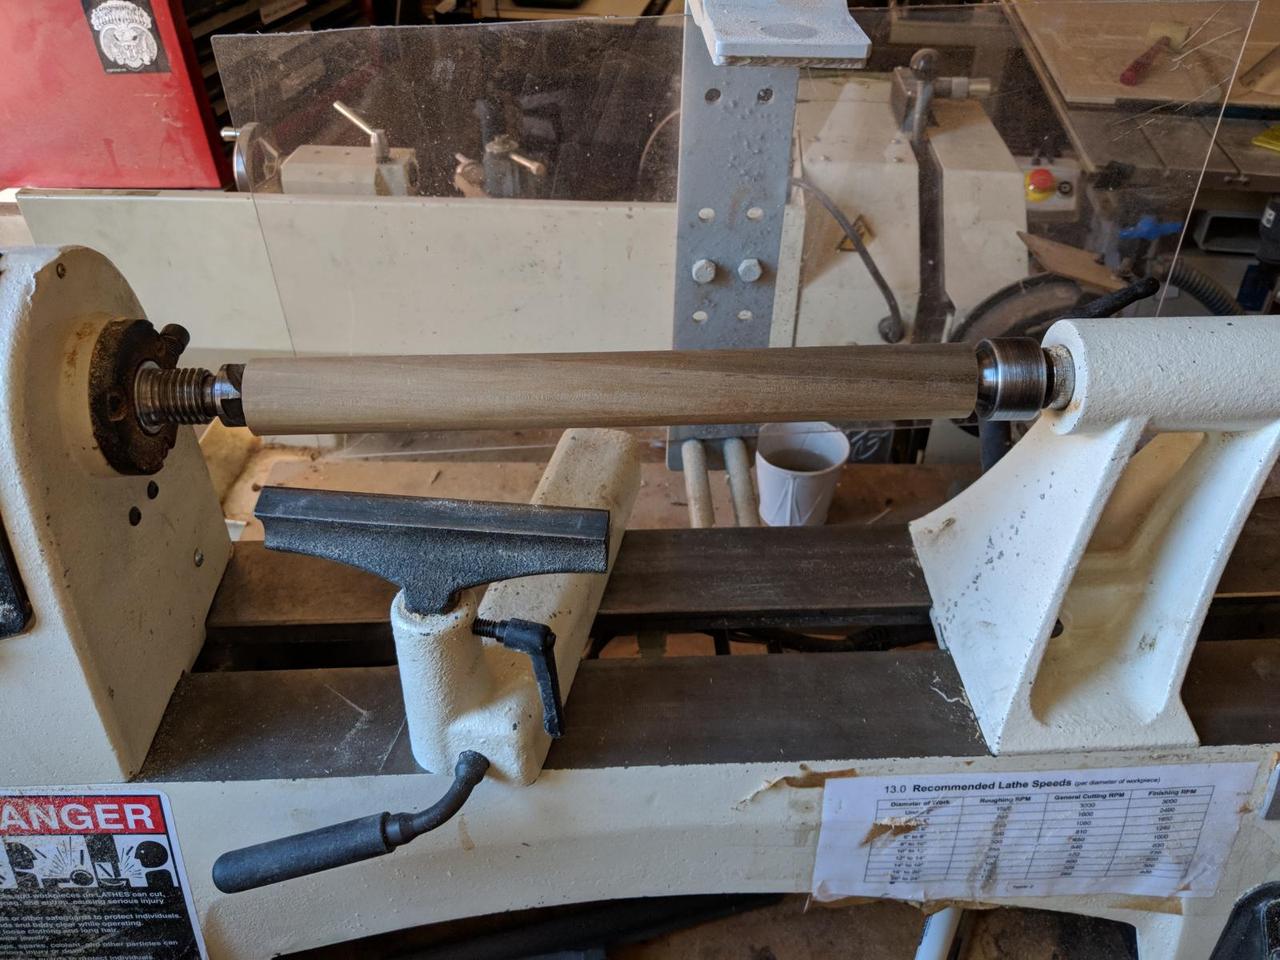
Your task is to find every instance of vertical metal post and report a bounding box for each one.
[667,17,800,468]
[681,438,716,528]
[722,437,759,526]
[670,20,798,351]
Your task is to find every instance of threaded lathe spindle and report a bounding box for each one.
[135,366,217,429]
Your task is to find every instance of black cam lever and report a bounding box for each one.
[212,751,490,893]
[473,617,564,737]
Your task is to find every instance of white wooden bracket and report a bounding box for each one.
[688,0,870,66]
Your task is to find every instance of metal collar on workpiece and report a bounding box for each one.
[974,338,1073,422]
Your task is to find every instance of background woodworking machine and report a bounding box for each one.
[5,243,1280,958]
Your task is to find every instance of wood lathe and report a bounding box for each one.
[3,240,1280,959]
[1,2,1279,958]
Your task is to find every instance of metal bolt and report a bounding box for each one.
[691,259,717,284]
[471,617,506,641]
[737,259,763,283]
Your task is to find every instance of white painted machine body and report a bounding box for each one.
[157,745,1280,960]
[2,246,1279,958]
[0,246,231,785]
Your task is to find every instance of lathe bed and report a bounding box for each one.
[143,475,1280,783]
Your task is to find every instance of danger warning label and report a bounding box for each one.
[0,791,205,959]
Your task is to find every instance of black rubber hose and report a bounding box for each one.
[1157,260,1244,316]
[1074,276,1161,318]
[789,177,905,342]
[212,751,489,894]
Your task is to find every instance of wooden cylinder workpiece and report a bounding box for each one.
[239,344,978,435]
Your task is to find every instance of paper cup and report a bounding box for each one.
[755,422,850,526]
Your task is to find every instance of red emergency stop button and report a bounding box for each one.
[1026,167,1056,202]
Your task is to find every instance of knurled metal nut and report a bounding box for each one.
[737,259,763,282]
[691,259,717,284]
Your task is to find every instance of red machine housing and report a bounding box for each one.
[0,1,229,189]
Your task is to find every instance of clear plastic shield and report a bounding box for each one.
[210,2,1258,459]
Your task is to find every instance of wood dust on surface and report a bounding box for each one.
[219,433,977,541]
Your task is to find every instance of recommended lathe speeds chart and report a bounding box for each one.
[812,763,1258,900]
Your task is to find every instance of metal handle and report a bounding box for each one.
[473,618,565,737]
[212,751,489,894]
[333,100,390,163]
[509,152,547,177]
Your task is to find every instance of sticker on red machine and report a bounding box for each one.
[0,791,205,959]
[81,0,172,75]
